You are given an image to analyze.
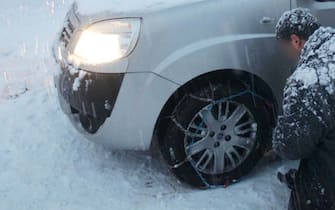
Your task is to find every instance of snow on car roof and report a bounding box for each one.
[75,0,206,15]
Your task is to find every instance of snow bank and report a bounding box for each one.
[75,0,206,15]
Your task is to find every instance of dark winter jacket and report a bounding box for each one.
[273,27,335,210]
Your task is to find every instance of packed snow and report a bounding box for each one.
[72,70,88,91]
[0,0,293,209]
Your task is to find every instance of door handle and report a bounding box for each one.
[260,16,275,24]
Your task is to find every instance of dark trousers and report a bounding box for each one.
[288,190,334,210]
[288,192,296,210]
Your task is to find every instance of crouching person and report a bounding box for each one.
[273,8,335,210]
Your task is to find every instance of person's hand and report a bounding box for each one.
[277,169,297,190]
[264,149,281,161]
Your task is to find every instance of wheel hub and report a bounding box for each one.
[184,100,258,175]
[216,133,224,140]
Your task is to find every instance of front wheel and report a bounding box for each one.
[158,80,273,188]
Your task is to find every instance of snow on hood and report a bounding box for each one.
[75,0,206,15]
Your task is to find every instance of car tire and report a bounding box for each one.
[158,79,273,189]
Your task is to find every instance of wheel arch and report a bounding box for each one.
[151,69,278,150]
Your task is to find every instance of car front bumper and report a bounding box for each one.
[52,5,182,150]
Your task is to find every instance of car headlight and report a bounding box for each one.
[69,18,141,65]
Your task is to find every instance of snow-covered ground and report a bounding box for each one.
[0,1,293,209]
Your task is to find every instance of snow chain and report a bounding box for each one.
[169,89,273,188]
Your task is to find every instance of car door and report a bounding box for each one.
[292,0,335,27]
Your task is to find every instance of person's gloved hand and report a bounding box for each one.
[264,149,281,161]
[277,169,297,190]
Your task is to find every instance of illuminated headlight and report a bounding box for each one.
[69,18,141,65]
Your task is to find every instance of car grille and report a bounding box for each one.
[60,18,75,48]
[59,66,125,134]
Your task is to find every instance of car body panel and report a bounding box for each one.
[292,0,335,28]
[59,72,179,150]
[75,0,207,16]
[128,0,291,109]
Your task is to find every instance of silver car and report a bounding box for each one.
[53,0,335,188]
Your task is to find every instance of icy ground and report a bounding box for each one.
[0,1,293,209]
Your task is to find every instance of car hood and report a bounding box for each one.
[75,0,207,16]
